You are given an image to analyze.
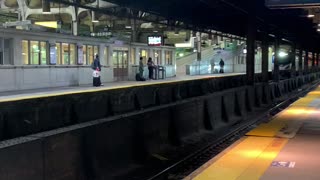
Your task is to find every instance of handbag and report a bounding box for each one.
[92,70,100,77]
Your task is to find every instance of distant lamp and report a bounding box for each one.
[42,0,51,14]
[92,11,99,23]
[307,14,315,18]
[279,51,288,58]
[317,29,320,32]
[243,49,247,54]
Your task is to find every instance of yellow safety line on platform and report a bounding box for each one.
[246,118,287,137]
[0,74,242,103]
[246,95,319,137]
[193,137,287,180]
[236,138,288,180]
[290,97,318,106]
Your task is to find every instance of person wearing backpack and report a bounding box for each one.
[91,54,103,86]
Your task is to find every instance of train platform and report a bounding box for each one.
[0,73,242,103]
[185,85,320,180]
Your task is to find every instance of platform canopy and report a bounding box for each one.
[266,0,320,9]
[100,0,320,49]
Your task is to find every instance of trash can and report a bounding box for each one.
[158,66,166,79]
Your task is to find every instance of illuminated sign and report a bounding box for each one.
[266,0,320,8]
[148,36,162,46]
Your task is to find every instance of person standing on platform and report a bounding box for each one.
[147,57,155,80]
[210,57,215,74]
[92,54,103,86]
[139,57,144,78]
[219,58,225,73]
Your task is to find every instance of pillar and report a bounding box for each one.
[298,48,303,76]
[305,50,309,74]
[261,33,269,82]
[246,5,256,85]
[131,19,138,42]
[316,53,319,71]
[196,32,201,61]
[291,44,296,77]
[312,52,315,71]
[72,20,78,36]
[273,37,280,82]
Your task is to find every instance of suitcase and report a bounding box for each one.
[93,77,101,86]
[136,73,146,81]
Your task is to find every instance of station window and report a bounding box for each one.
[82,46,87,65]
[140,49,148,63]
[82,45,99,65]
[22,40,48,65]
[104,47,108,65]
[70,44,76,65]
[154,50,161,65]
[55,42,76,65]
[165,51,173,65]
[130,48,136,65]
[22,40,29,65]
[56,43,61,64]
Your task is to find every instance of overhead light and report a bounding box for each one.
[125,25,132,29]
[153,30,158,33]
[35,21,57,28]
[279,51,288,57]
[42,0,51,14]
[91,11,99,23]
[307,14,315,18]
[243,49,247,54]
[317,29,320,32]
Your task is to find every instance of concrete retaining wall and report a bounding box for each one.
[0,72,319,179]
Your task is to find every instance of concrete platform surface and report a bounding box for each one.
[186,85,320,180]
[0,73,242,103]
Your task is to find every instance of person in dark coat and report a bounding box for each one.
[219,59,225,73]
[92,54,103,86]
[147,57,155,80]
[139,57,144,78]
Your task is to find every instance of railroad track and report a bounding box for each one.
[147,81,320,180]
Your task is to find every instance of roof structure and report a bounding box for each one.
[100,0,320,49]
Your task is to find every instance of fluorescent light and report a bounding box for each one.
[279,51,288,57]
[35,21,58,28]
[243,49,247,54]
[125,26,132,29]
[307,14,315,18]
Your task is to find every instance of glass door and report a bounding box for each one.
[113,50,128,81]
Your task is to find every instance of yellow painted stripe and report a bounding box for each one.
[236,138,288,180]
[0,73,242,103]
[246,118,287,137]
[193,137,279,180]
[290,97,317,106]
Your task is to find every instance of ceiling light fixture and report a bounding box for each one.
[307,14,315,18]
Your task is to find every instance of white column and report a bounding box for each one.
[135,47,140,65]
[161,49,165,65]
[108,45,114,68]
[72,20,78,36]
